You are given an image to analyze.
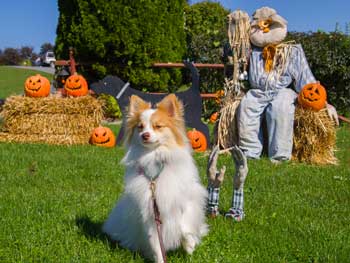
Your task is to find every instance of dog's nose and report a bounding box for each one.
[142,132,150,141]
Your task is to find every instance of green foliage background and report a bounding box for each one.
[55,0,186,92]
[184,2,229,117]
[55,1,350,116]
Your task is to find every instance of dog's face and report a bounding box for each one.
[250,6,287,47]
[125,94,186,149]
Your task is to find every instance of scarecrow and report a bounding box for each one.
[236,6,338,163]
[207,7,339,221]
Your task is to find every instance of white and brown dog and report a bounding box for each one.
[103,94,208,263]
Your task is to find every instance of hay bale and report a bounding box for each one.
[0,95,103,145]
[292,106,337,165]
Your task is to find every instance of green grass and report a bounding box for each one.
[0,66,53,98]
[0,125,349,263]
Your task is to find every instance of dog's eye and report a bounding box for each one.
[138,123,144,130]
[154,124,163,129]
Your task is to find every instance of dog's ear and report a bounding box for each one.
[157,94,184,118]
[128,95,151,117]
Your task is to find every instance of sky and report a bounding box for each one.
[0,0,349,53]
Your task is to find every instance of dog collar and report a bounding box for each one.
[137,161,164,181]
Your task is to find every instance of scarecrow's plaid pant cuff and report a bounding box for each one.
[207,187,220,216]
[225,189,244,221]
[224,208,245,221]
[232,188,244,211]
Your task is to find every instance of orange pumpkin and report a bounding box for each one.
[90,126,116,147]
[187,129,207,152]
[298,82,327,111]
[209,112,219,124]
[64,74,88,97]
[24,74,51,97]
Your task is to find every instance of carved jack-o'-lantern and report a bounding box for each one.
[24,74,51,97]
[90,126,116,147]
[64,74,88,97]
[187,129,207,152]
[298,82,327,111]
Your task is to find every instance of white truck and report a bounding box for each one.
[41,51,56,67]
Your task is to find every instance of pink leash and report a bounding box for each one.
[139,165,167,263]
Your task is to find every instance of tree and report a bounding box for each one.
[1,48,21,65]
[20,46,34,59]
[40,43,54,55]
[184,2,229,117]
[55,0,187,92]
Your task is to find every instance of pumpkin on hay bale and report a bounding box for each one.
[24,74,51,98]
[0,95,104,145]
[298,82,327,111]
[292,105,337,165]
[64,74,89,97]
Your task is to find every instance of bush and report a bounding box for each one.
[184,2,229,119]
[98,94,122,120]
[288,32,350,115]
[55,0,186,92]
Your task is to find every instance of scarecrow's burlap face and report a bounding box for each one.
[250,6,288,47]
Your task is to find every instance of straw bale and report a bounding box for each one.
[0,132,90,145]
[292,106,337,165]
[0,95,104,145]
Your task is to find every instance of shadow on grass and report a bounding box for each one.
[75,215,151,262]
[75,215,117,249]
[75,215,190,262]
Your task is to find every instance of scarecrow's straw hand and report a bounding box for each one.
[326,103,339,126]
[231,145,248,189]
[207,145,225,188]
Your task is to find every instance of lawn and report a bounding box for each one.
[0,66,53,98]
[0,67,349,262]
[0,125,349,263]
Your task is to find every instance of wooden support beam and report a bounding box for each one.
[153,62,224,69]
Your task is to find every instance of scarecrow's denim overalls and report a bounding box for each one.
[237,44,316,161]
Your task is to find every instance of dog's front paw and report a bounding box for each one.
[182,234,196,254]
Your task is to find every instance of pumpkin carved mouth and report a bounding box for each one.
[27,86,42,92]
[65,85,82,91]
[96,138,110,145]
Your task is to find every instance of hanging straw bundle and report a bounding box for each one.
[292,106,337,165]
[0,95,104,145]
[216,10,251,149]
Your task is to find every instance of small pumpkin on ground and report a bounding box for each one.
[24,74,51,97]
[187,128,207,152]
[298,82,327,111]
[64,74,88,97]
[90,126,116,147]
